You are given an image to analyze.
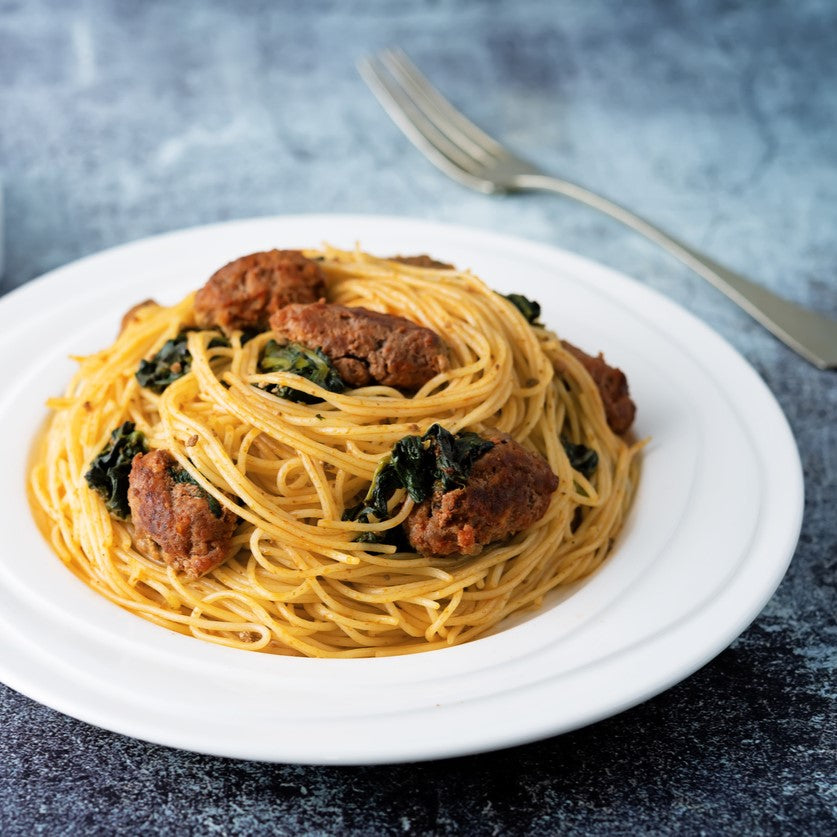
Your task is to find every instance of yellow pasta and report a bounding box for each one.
[28,246,642,657]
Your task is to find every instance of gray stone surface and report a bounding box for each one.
[1,0,835,833]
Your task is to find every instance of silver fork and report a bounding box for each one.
[358,48,837,370]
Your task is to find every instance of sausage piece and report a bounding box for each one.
[194,250,326,332]
[120,299,157,333]
[269,302,448,390]
[403,430,558,558]
[561,341,636,434]
[127,449,237,579]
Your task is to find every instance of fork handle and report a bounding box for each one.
[517,173,837,370]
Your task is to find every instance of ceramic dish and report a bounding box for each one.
[0,215,803,764]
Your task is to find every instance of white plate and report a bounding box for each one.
[0,215,802,764]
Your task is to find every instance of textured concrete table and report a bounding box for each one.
[1,1,835,833]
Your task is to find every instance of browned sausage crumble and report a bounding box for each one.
[390,254,454,269]
[194,250,326,332]
[269,302,448,390]
[120,298,157,333]
[127,449,237,579]
[561,340,636,434]
[403,430,558,558]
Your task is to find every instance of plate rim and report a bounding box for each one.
[0,213,804,763]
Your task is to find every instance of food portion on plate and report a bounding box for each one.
[28,246,641,658]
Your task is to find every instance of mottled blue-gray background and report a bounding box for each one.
[1,0,835,834]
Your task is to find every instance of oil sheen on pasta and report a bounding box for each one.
[28,247,642,658]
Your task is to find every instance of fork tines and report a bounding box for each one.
[357,48,512,190]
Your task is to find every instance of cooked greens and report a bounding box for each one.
[84,422,148,518]
[136,330,230,393]
[503,293,542,325]
[561,436,599,479]
[168,464,223,518]
[393,424,494,500]
[237,327,261,347]
[343,424,494,545]
[343,458,405,529]
[258,340,345,404]
[136,333,192,393]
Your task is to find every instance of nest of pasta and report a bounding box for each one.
[29,247,642,657]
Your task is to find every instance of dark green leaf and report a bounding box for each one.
[168,465,223,518]
[390,423,495,502]
[258,340,345,404]
[353,530,386,544]
[208,334,231,349]
[343,459,402,524]
[343,424,495,548]
[136,330,231,393]
[430,426,494,492]
[84,422,148,518]
[136,333,193,393]
[390,433,434,502]
[343,460,409,548]
[561,436,599,478]
[235,327,261,346]
[503,293,542,325]
[351,526,411,550]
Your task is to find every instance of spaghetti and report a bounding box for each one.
[28,246,642,657]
